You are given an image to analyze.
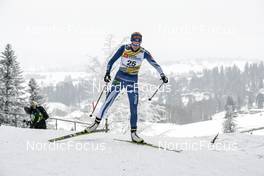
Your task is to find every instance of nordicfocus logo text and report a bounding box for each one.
[26,141,106,152]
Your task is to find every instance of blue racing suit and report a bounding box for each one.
[97,44,165,129]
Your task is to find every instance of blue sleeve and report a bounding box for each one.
[106,45,125,73]
[144,51,164,76]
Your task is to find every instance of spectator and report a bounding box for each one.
[24,101,49,129]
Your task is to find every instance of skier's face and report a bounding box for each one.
[131,41,141,50]
[31,101,37,109]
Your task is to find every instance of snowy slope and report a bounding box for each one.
[141,110,264,138]
[1,125,264,176]
[46,109,264,137]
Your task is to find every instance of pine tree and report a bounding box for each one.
[0,44,26,125]
[223,113,236,133]
[224,96,235,114]
[223,96,236,133]
[28,78,46,106]
[0,66,4,114]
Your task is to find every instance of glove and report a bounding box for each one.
[161,74,168,83]
[104,72,111,83]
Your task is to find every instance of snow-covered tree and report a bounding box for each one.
[28,78,46,106]
[0,44,26,124]
[224,96,235,117]
[223,100,236,133]
[223,114,236,133]
[0,66,4,114]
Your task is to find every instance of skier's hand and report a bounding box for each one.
[104,72,111,83]
[161,74,168,83]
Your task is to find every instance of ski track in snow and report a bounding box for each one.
[0,126,264,176]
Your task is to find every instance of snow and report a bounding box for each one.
[46,108,264,138]
[47,102,69,113]
[236,113,264,131]
[1,125,264,176]
[181,91,211,106]
[141,110,264,138]
[64,111,87,120]
[47,102,70,117]
[251,129,264,135]
[2,109,264,176]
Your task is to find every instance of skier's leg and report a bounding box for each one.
[127,82,143,143]
[97,79,122,120]
[86,79,122,132]
[127,82,139,130]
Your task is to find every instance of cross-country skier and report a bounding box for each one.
[86,32,168,143]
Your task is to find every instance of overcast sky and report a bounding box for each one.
[0,0,263,70]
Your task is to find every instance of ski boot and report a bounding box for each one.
[131,129,144,143]
[85,117,101,133]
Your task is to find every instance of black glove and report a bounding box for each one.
[104,72,111,83]
[161,74,168,83]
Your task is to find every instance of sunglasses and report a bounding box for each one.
[131,41,141,46]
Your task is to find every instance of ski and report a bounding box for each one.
[114,139,182,153]
[48,129,107,142]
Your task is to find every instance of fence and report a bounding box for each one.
[47,117,91,131]
[0,111,108,132]
[240,127,264,133]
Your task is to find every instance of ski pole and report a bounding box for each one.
[89,83,108,117]
[148,82,164,101]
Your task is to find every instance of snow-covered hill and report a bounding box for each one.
[47,108,264,137]
[1,115,264,176]
[141,110,264,138]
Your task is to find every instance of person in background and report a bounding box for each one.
[24,101,49,129]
